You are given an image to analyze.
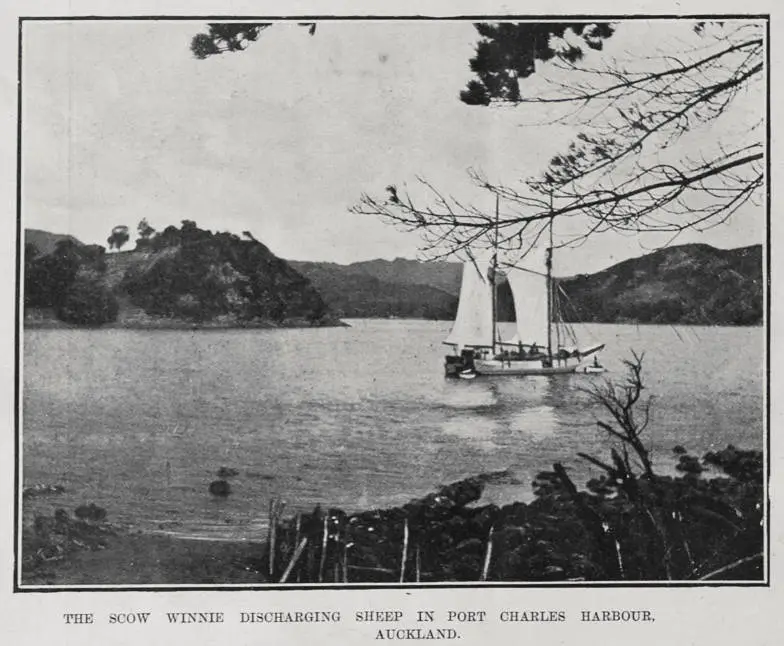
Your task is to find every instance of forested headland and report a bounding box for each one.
[24,222,336,328]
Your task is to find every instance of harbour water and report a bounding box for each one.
[22,320,765,541]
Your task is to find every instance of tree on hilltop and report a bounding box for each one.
[136,219,156,248]
[107,225,130,251]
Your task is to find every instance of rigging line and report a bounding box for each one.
[553,284,580,346]
[556,285,581,323]
[561,315,578,344]
[498,262,548,278]
[554,292,578,347]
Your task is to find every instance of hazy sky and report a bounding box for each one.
[22,19,765,274]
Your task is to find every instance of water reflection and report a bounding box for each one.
[494,375,552,398]
[440,416,501,451]
[438,376,560,448]
[508,405,558,440]
[439,379,499,410]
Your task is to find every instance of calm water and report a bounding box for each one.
[23,320,765,541]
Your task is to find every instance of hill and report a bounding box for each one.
[24,224,336,328]
[557,244,763,326]
[24,229,83,256]
[292,243,763,326]
[289,260,458,319]
[344,258,463,295]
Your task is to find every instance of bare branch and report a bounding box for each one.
[358,22,763,256]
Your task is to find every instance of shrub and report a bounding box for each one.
[57,276,119,325]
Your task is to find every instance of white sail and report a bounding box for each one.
[506,266,549,348]
[443,261,494,348]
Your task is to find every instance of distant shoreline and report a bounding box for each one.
[22,315,761,330]
[23,310,350,331]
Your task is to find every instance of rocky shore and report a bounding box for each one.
[261,445,764,584]
[21,445,764,586]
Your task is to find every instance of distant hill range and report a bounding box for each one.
[556,243,763,326]
[291,244,763,326]
[24,228,82,256]
[288,259,461,320]
[23,228,762,327]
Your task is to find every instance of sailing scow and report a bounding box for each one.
[444,247,605,378]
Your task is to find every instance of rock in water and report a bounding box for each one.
[74,503,107,522]
[209,480,232,496]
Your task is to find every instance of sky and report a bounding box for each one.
[21,19,765,275]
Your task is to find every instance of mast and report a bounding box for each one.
[546,188,553,362]
[491,194,500,355]
[546,245,553,361]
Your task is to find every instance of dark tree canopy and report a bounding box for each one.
[459,22,615,105]
[24,240,81,308]
[57,276,119,326]
[137,218,156,243]
[107,225,130,251]
[121,220,328,324]
[190,22,316,59]
[25,239,117,325]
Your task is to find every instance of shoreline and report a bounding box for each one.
[21,450,764,586]
[23,315,350,331]
[22,528,270,586]
[22,316,761,330]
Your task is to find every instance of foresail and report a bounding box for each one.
[506,266,549,348]
[444,261,494,348]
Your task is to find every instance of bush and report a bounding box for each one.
[57,276,119,325]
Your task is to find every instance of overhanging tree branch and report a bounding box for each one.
[357,21,764,258]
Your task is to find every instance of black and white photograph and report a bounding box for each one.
[16,15,767,590]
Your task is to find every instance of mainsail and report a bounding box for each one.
[443,261,494,348]
[505,266,549,348]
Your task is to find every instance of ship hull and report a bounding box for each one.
[453,344,605,377]
[473,360,581,376]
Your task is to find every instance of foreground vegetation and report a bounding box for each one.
[255,451,762,583]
